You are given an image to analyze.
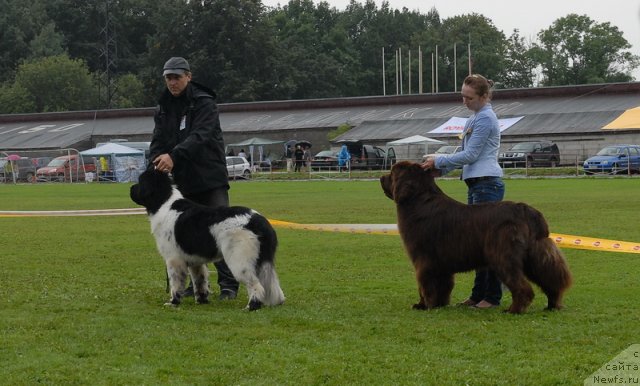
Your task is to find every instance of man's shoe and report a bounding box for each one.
[218,289,237,300]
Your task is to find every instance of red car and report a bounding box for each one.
[36,155,96,182]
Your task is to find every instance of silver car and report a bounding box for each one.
[226,156,251,179]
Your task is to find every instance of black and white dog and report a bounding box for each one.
[130,168,285,311]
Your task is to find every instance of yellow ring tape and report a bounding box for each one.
[1,210,638,254]
[269,220,640,254]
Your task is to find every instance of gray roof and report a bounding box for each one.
[345,109,627,142]
[334,92,639,142]
[1,83,639,150]
[0,111,154,150]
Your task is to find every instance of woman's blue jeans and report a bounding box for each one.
[466,177,505,305]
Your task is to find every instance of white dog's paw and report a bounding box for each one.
[247,298,263,311]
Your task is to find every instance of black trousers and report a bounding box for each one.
[183,188,240,292]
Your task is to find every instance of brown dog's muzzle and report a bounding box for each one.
[380,174,394,200]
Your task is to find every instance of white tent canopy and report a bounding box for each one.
[80,143,146,182]
[386,135,446,161]
[386,135,446,146]
[227,137,285,168]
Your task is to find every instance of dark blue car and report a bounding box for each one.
[583,144,640,175]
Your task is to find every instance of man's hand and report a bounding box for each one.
[153,154,174,173]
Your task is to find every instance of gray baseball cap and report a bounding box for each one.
[163,57,190,76]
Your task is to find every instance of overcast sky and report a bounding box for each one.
[262,0,640,79]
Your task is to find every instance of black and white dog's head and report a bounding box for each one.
[130,168,176,214]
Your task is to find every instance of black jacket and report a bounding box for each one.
[150,81,229,194]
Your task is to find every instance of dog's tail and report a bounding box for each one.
[258,261,285,306]
[526,234,573,309]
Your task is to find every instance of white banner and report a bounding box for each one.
[428,117,467,134]
[498,116,525,132]
[428,116,524,134]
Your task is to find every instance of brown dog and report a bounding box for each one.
[380,161,572,313]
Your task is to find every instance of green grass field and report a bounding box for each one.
[1,177,639,385]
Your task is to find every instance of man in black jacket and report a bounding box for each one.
[149,56,239,300]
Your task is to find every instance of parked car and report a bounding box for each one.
[310,150,339,170]
[337,141,396,169]
[434,145,462,155]
[0,157,38,182]
[499,141,560,168]
[36,154,96,182]
[226,156,251,179]
[424,145,462,159]
[583,144,640,175]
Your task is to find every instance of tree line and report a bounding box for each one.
[0,0,637,114]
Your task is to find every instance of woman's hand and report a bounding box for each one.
[420,156,435,170]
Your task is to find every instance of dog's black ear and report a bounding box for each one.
[146,165,174,184]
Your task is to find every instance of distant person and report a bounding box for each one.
[227,148,234,156]
[99,156,109,174]
[338,144,351,171]
[294,145,304,172]
[148,56,239,300]
[238,149,247,158]
[303,147,312,171]
[285,145,293,172]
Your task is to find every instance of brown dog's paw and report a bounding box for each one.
[505,305,525,314]
[412,303,428,310]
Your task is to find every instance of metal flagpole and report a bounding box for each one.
[435,45,438,93]
[408,49,411,94]
[431,52,434,93]
[468,42,472,75]
[454,43,457,92]
[419,46,423,94]
[395,49,399,95]
[399,47,403,95]
[382,47,386,96]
